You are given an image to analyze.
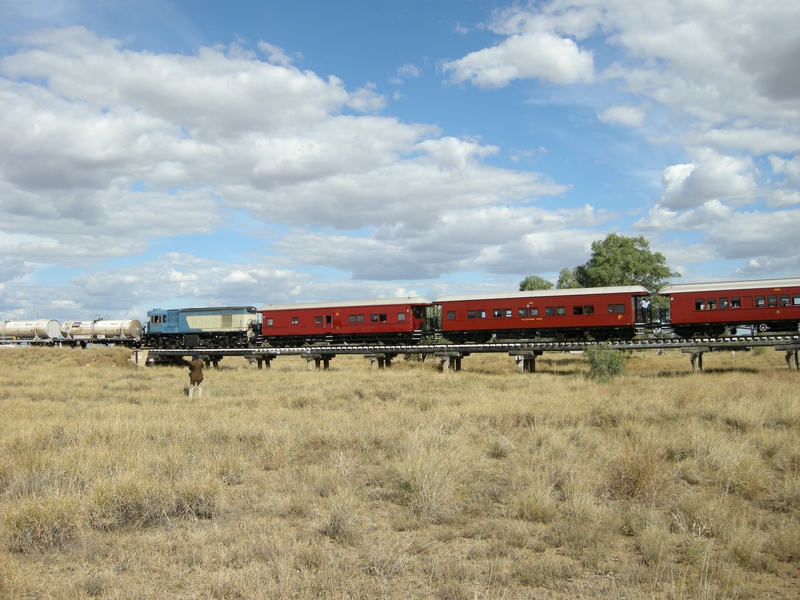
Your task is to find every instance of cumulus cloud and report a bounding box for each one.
[346,83,387,112]
[256,41,296,66]
[656,148,758,210]
[390,63,421,85]
[0,26,579,317]
[276,203,610,280]
[598,105,647,127]
[442,32,594,88]
[450,1,800,155]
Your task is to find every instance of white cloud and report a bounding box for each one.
[396,63,421,79]
[346,83,387,113]
[598,105,647,127]
[0,26,579,317]
[657,148,757,210]
[275,204,610,280]
[442,32,594,88]
[451,1,800,156]
[256,41,296,67]
[769,155,800,185]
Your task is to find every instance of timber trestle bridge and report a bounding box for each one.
[136,333,800,373]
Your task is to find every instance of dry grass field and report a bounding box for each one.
[1,345,799,599]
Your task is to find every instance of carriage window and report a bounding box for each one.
[731,297,741,308]
[348,315,356,323]
[556,306,566,316]
[518,308,528,317]
[478,310,486,319]
[584,305,594,315]
[755,296,765,307]
[504,309,512,318]
[291,317,299,325]
[467,310,476,319]
[315,316,323,325]
[707,298,717,310]
[794,295,800,306]
[371,314,379,322]
[573,306,583,315]
[530,307,539,316]
[615,304,626,314]
[357,314,364,322]
[695,299,705,310]
[447,311,456,320]
[768,295,778,307]
[608,304,615,314]
[493,309,503,318]
[545,307,555,316]
[397,313,406,321]
[266,318,274,327]
[720,297,729,309]
[780,295,790,306]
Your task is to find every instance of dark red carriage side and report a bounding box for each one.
[660,277,800,336]
[257,297,431,346]
[436,286,649,343]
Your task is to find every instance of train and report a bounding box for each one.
[138,276,800,348]
[3,276,798,349]
[257,297,432,346]
[141,306,258,348]
[1,317,143,346]
[660,277,800,337]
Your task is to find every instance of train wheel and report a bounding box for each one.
[758,323,769,332]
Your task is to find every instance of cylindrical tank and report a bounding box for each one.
[0,319,61,340]
[61,319,143,339]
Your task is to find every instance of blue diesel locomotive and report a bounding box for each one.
[142,306,258,348]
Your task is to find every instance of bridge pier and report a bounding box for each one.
[775,344,800,370]
[130,349,149,367]
[682,347,710,372]
[302,353,333,370]
[247,354,276,369]
[786,350,799,370]
[436,352,467,372]
[510,350,543,373]
[365,353,395,369]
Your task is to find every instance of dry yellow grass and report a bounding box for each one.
[0,345,799,599]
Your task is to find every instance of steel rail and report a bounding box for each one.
[143,334,800,358]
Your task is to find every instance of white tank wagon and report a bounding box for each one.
[61,319,143,342]
[0,319,62,341]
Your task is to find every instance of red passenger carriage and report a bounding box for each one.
[437,286,650,343]
[660,277,800,336]
[257,297,431,346]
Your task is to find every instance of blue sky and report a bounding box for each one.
[1,0,799,321]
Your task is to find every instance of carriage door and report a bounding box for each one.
[634,296,650,325]
[325,315,333,330]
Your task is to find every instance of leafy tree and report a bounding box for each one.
[519,275,553,291]
[556,267,581,289]
[574,234,679,292]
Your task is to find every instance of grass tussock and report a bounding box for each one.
[4,496,82,553]
[0,346,799,598]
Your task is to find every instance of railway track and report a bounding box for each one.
[139,333,800,372]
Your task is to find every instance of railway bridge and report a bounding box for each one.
[137,334,800,373]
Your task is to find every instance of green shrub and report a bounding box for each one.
[584,344,626,380]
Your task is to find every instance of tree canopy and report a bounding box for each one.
[573,234,680,291]
[556,267,581,289]
[519,275,553,291]
[521,234,680,293]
